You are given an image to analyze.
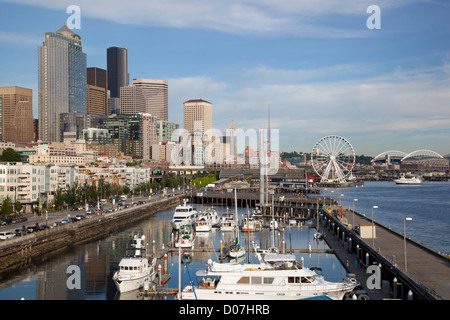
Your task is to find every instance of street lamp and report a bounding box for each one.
[352,198,358,229]
[404,217,413,272]
[371,205,378,248]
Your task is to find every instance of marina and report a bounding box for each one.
[0,181,448,301]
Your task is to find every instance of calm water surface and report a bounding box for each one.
[0,204,345,300]
[322,180,450,255]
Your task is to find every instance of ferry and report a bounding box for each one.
[112,234,157,293]
[394,175,422,185]
[171,199,199,230]
[180,252,358,300]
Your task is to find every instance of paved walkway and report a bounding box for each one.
[321,218,392,300]
[325,210,450,300]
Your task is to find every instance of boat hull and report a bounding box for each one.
[113,272,156,293]
[180,285,353,300]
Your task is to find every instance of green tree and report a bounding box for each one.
[0,148,22,162]
[1,196,14,217]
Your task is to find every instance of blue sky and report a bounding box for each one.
[0,0,449,156]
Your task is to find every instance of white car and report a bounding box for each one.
[0,231,15,240]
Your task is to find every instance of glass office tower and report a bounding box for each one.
[38,23,87,142]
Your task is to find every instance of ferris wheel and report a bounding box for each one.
[311,135,355,183]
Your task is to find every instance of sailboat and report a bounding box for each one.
[228,189,245,258]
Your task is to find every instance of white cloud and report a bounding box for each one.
[164,63,450,154]
[3,0,418,38]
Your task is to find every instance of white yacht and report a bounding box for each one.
[175,224,195,248]
[394,175,422,185]
[180,252,358,300]
[113,234,157,293]
[171,199,199,230]
[202,207,220,227]
[195,216,212,232]
[220,213,235,232]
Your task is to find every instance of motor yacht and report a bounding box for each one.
[180,252,358,300]
[171,199,198,230]
[113,234,157,293]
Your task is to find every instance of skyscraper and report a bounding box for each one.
[133,79,168,121]
[183,99,212,135]
[38,23,87,142]
[107,46,129,99]
[0,86,34,143]
[120,86,146,114]
[87,67,108,116]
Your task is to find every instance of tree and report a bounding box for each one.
[1,196,14,217]
[0,148,22,162]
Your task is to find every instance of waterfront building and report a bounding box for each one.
[133,79,168,121]
[0,86,34,143]
[107,46,129,99]
[38,24,87,143]
[0,163,80,213]
[87,67,108,116]
[183,99,212,135]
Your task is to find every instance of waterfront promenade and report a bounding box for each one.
[330,209,450,300]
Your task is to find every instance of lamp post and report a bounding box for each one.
[404,217,413,272]
[371,205,378,248]
[352,198,358,229]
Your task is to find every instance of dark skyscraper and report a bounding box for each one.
[107,46,129,98]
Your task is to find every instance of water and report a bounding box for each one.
[322,180,450,255]
[2,180,447,300]
[0,204,345,300]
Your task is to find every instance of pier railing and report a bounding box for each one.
[324,208,444,300]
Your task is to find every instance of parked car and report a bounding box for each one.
[26,225,39,233]
[15,228,28,236]
[38,225,48,231]
[76,214,85,220]
[0,231,15,240]
[1,218,12,226]
[61,219,69,224]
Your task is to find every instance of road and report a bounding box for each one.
[0,189,187,235]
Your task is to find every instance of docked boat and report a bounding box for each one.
[220,213,235,232]
[175,224,195,248]
[195,217,212,232]
[171,199,199,230]
[202,206,220,227]
[113,234,157,293]
[241,217,256,232]
[180,252,358,300]
[228,241,246,258]
[269,219,278,230]
[394,175,422,185]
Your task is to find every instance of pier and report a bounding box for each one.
[321,207,450,300]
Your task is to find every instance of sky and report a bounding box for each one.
[0,0,449,157]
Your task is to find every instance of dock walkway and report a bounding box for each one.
[326,209,450,300]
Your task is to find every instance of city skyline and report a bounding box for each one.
[0,0,449,156]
